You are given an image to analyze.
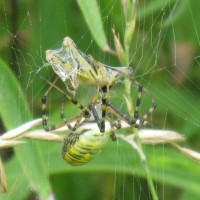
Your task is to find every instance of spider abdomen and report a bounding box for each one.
[62,122,111,166]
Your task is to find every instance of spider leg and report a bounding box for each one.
[130,79,156,127]
[89,103,101,131]
[106,113,121,141]
[38,73,90,131]
[106,80,156,128]
[133,85,142,123]
[60,95,72,130]
[127,77,156,127]
[90,85,110,133]
[106,102,134,126]
[100,85,109,132]
[88,69,109,133]
[104,66,156,125]
[89,104,118,141]
[60,94,86,131]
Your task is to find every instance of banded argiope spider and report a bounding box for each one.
[39,37,156,136]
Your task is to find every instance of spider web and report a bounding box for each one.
[0,0,200,200]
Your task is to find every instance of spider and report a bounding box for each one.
[40,36,156,137]
[60,98,154,166]
[62,116,113,166]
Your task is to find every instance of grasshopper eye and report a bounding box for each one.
[63,36,75,48]
[45,50,54,62]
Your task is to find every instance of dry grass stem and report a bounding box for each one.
[0,118,42,140]
[0,157,7,192]
[0,118,197,166]
[172,143,200,164]
[117,133,146,161]
[0,140,25,149]
[138,129,185,144]
[24,130,63,141]
[0,119,186,149]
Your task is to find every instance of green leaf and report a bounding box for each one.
[0,157,29,200]
[0,59,50,199]
[77,0,108,51]
[138,0,177,19]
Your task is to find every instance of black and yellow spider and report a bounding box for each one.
[38,37,156,165]
[41,37,156,133]
[62,115,113,166]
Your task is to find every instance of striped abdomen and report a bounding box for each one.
[62,122,111,166]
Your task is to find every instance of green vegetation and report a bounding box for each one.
[0,0,200,199]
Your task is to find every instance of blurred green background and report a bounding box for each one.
[0,0,200,199]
